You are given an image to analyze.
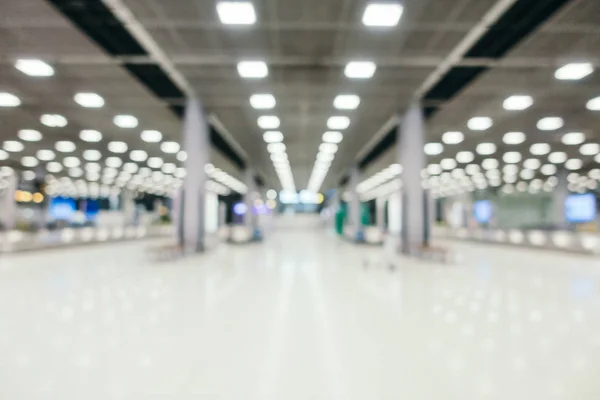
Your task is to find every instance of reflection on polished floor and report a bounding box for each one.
[2,226,600,399]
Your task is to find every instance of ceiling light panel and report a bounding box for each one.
[327,116,350,130]
[530,143,551,155]
[424,143,444,155]
[263,131,284,143]
[238,61,268,78]
[55,141,76,153]
[108,141,128,153]
[561,132,585,145]
[74,92,104,108]
[322,131,343,144]
[0,92,21,107]
[503,95,533,111]
[548,151,567,164]
[580,143,600,156]
[83,150,102,161]
[250,94,276,109]
[537,117,564,131]
[333,95,360,110]
[36,149,55,161]
[362,3,404,27]
[587,96,600,111]
[160,141,180,154]
[217,1,256,25]
[79,130,102,142]
[41,114,67,127]
[476,143,496,155]
[344,61,376,79]
[468,117,493,131]
[113,115,138,128]
[15,59,54,77]
[18,129,42,142]
[555,63,594,80]
[503,131,526,145]
[141,130,162,143]
[442,131,464,145]
[258,116,280,129]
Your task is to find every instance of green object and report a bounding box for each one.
[335,203,347,235]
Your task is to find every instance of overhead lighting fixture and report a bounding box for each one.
[322,131,343,144]
[548,151,567,164]
[141,130,162,143]
[0,92,21,107]
[440,158,457,170]
[476,143,496,155]
[217,1,256,25]
[523,159,541,170]
[3,140,24,153]
[424,142,444,155]
[177,151,187,162]
[482,158,499,170]
[267,143,286,154]
[344,61,376,79]
[319,143,338,154]
[442,131,464,145]
[333,94,360,110]
[36,149,55,161]
[427,164,442,175]
[105,157,122,168]
[565,159,583,171]
[63,156,81,168]
[258,116,280,129]
[79,129,102,143]
[250,94,276,109]
[541,164,557,176]
[580,143,600,156]
[503,131,526,145]
[55,141,76,153]
[503,152,522,164]
[503,95,533,111]
[148,157,164,169]
[46,162,63,173]
[83,150,102,161]
[18,129,42,142]
[561,132,585,145]
[237,61,268,78]
[555,62,594,80]
[160,141,180,154]
[263,131,284,143]
[530,143,551,155]
[537,117,564,131]
[327,116,350,130]
[467,117,493,131]
[362,2,404,27]
[108,141,128,153]
[40,114,67,127]
[113,115,138,128]
[317,152,335,162]
[162,163,177,174]
[456,151,474,164]
[15,59,54,77]
[74,92,104,108]
[21,156,39,168]
[587,96,600,111]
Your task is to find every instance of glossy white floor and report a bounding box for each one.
[2,224,600,399]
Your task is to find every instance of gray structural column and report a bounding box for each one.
[376,196,386,232]
[181,98,210,253]
[552,170,569,228]
[1,173,18,230]
[243,168,256,229]
[349,166,362,237]
[397,103,428,253]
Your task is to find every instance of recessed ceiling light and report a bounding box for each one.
[317,152,335,162]
[333,94,360,110]
[160,141,180,154]
[162,163,177,174]
[541,164,557,176]
[327,116,350,130]
[40,114,67,127]
[555,63,594,80]
[424,142,444,155]
[263,131,284,143]
[565,159,583,170]
[482,158,499,170]
[503,152,522,164]
[427,164,442,175]
[85,163,101,173]
[113,115,138,128]
[503,95,533,111]
[322,131,343,144]
[561,132,585,145]
[2,140,23,153]
[148,157,164,169]
[36,149,55,161]
[503,131,526,145]
[105,157,122,169]
[344,61,376,79]
[141,130,162,143]
[456,151,474,163]
[21,156,39,168]
[271,153,288,163]
[580,143,600,156]
[503,164,518,176]
[108,141,128,153]
[319,143,338,154]
[548,151,567,164]
[523,159,541,170]
[587,96,600,111]
[217,1,256,25]
[258,116,280,129]
[267,143,286,154]
[123,163,139,174]
[465,164,480,175]
[440,158,457,170]
[530,143,551,155]
[537,117,564,131]
[467,117,493,131]
[55,141,76,153]
[0,92,21,107]
[520,169,535,180]
[442,131,464,145]
[74,92,104,108]
[70,167,84,178]
[15,59,54,77]
[79,129,102,142]
[18,129,42,142]
[237,61,268,78]
[63,156,81,168]
[250,94,276,109]
[0,150,8,160]
[46,162,63,173]
[83,149,102,161]
[362,3,404,27]
[177,151,187,162]
[476,143,496,155]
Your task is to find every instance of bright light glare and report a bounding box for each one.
[561,132,585,145]
[424,143,444,155]
[113,115,138,128]
[257,116,280,129]
[344,61,376,79]
[555,63,594,80]
[237,61,268,78]
[503,95,533,110]
[503,152,522,164]
[503,131,526,145]
[217,1,256,25]
[41,114,67,127]
[319,143,338,154]
[580,143,600,156]
[530,143,551,155]
[537,117,563,131]
[74,92,104,108]
[79,130,102,142]
[18,129,42,142]
[160,141,180,154]
[333,94,360,110]
[476,143,496,155]
[442,131,464,145]
[0,92,21,107]
[327,116,350,130]
[55,141,76,153]
[587,96,600,111]
[263,131,284,143]
[267,143,286,153]
[322,131,343,144]
[36,149,55,161]
[456,151,474,164]
[83,150,102,161]
[15,59,54,77]
[250,94,276,109]
[141,130,162,143]
[362,3,404,27]
[548,151,567,164]
[468,117,493,131]
[108,141,128,153]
